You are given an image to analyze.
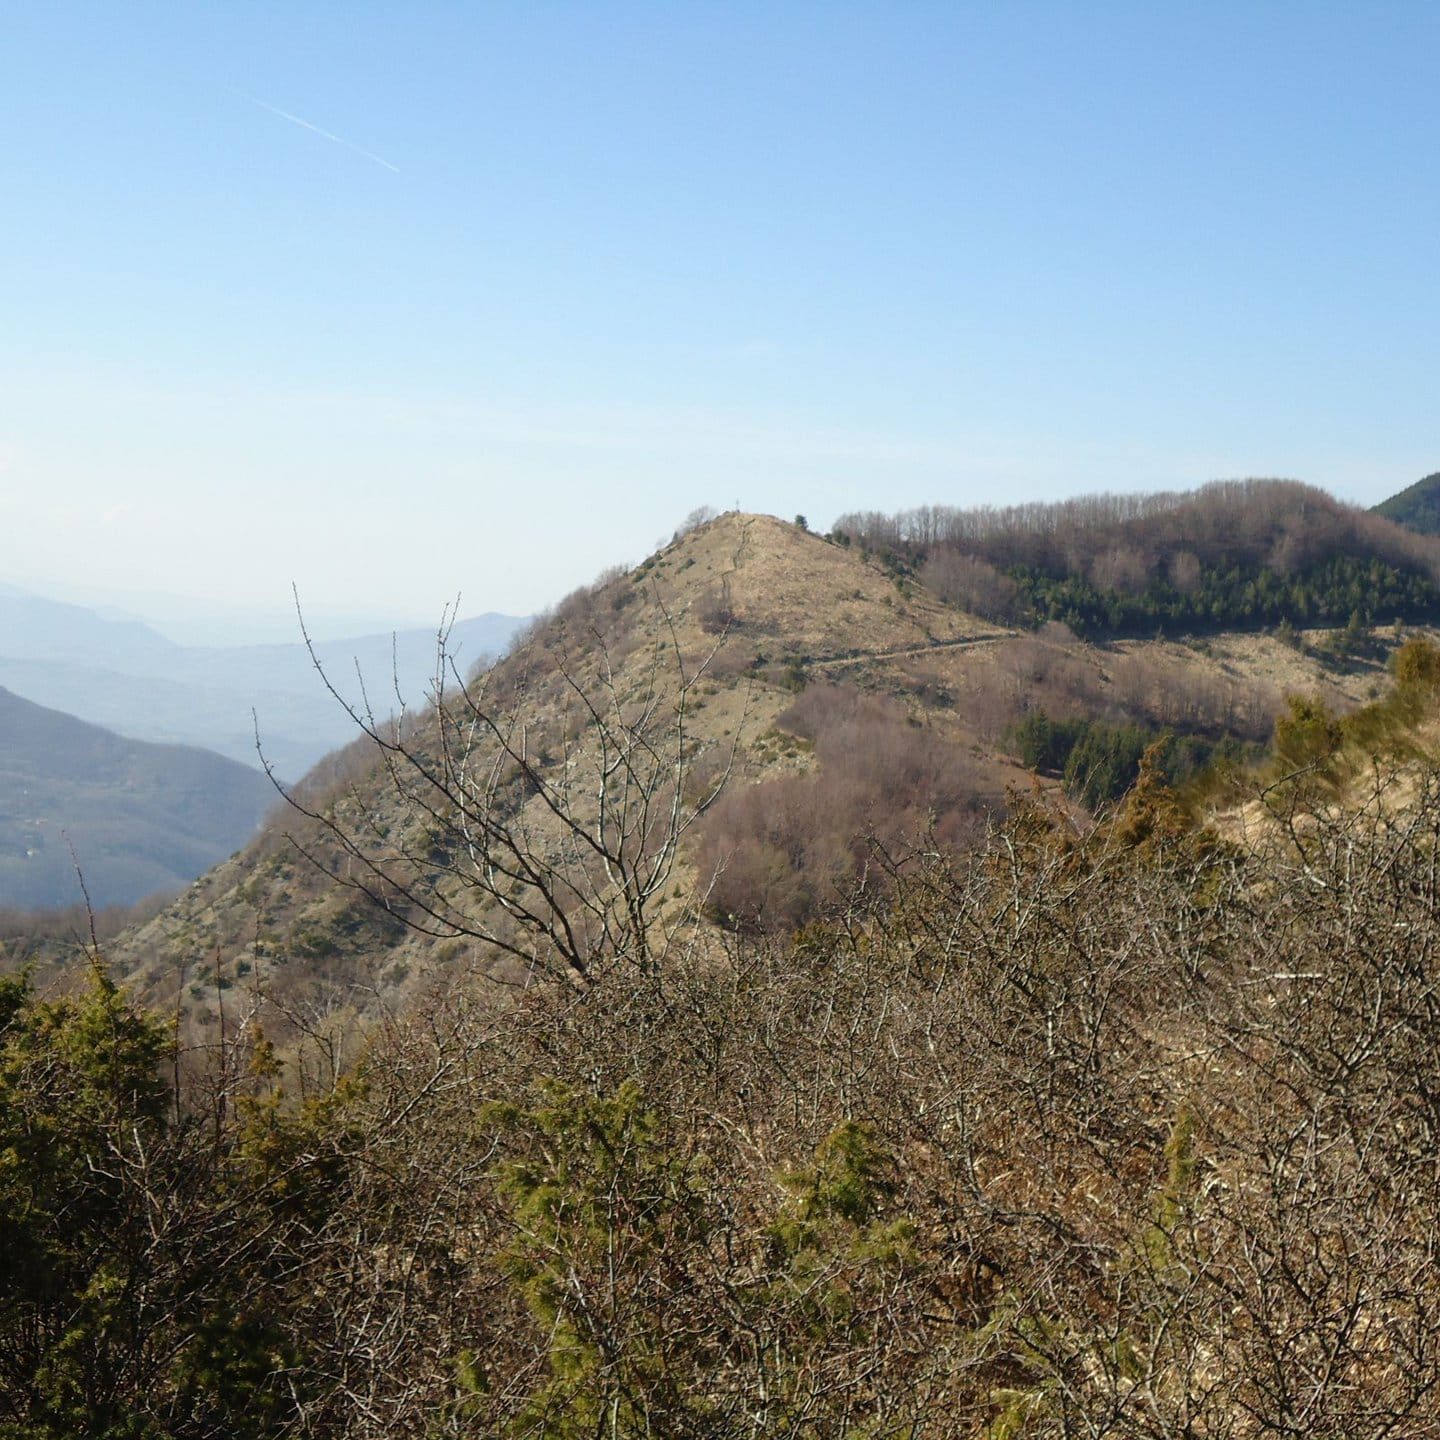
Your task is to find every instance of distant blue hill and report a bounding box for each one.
[0,592,179,666]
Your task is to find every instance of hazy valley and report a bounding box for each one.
[0,594,526,909]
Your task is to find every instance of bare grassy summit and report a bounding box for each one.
[647,510,1000,658]
[107,512,991,1030]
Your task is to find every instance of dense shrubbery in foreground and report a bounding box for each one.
[8,718,1440,1437]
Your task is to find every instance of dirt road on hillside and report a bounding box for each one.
[806,632,1014,671]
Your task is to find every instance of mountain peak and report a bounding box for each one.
[631,510,999,662]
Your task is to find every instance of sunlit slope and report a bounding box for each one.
[106,508,1424,1035]
[108,514,1004,1017]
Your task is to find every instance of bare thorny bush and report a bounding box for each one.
[267,585,743,987]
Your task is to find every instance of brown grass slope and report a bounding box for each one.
[100,511,1418,1043]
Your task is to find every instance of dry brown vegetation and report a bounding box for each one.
[17,512,1440,1434]
[94,512,1428,1046]
[17,746,1440,1436]
[696,682,994,930]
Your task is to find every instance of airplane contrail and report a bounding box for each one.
[241,93,400,173]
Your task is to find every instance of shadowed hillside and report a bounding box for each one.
[0,687,276,908]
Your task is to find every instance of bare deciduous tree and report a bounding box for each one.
[267,589,743,985]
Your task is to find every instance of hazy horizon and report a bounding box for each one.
[1,569,520,649]
[4,3,1439,622]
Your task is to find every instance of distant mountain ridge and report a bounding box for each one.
[0,592,527,780]
[0,592,179,667]
[0,687,278,909]
[1373,472,1440,536]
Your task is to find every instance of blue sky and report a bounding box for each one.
[3,2,1439,634]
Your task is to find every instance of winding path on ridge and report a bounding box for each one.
[805,630,1016,672]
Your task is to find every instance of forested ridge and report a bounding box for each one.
[1373,470,1440,536]
[836,478,1440,637]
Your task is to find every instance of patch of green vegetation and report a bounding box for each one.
[1011,711,1251,808]
[1373,471,1440,535]
[1007,554,1439,640]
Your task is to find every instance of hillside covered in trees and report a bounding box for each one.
[1372,469,1440,536]
[836,478,1440,638]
